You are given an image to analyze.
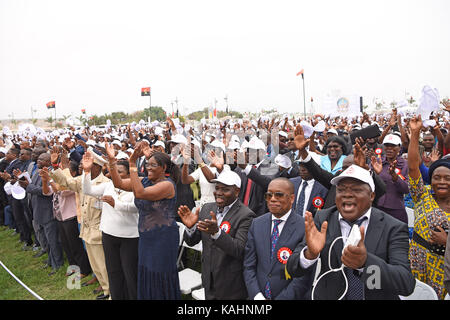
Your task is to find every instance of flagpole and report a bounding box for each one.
[149,91,151,111]
[302,74,306,118]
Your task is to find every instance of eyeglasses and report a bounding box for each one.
[264,191,289,201]
[288,138,295,141]
[145,163,160,168]
[326,144,341,149]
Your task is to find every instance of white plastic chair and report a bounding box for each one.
[191,287,205,300]
[405,207,415,229]
[178,268,203,295]
[399,279,438,300]
[176,222,203,295]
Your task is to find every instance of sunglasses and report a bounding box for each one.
[264,191,289,201]
[288,138,295,141]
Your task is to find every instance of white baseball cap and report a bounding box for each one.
[383,134,402,146]
[169,134,188,145]
[3,181,12,195]
[11,182,26,200]
[274,154,292,169]
[153,140,165,148]
[211,170,241,189]
[327,128,338,135]
[330,165,375,192]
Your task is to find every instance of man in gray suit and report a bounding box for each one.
[178,170,256,300]
[286,164,415,300]
[19,153,63,276]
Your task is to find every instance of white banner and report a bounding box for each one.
[322,94,361,117]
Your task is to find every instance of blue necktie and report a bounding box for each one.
[264,219,282,299]
[343,217,367,300]
[295,181,308,216]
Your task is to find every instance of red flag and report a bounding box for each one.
[81,108,86,114]
[141,87,151,96]
[213,108,217,117]
[296,69,304,78]
[46,101,55,109]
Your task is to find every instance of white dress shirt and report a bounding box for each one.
[295,179,314,214]
[299,208,372,270]
[82,172,139,238]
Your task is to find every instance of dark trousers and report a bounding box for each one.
[4,205,15,229]
[11,198,32,245]
[40,218,64,269]
[102,232,138,300]
[58,217,92,275]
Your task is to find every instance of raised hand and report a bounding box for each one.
[293,124,310,151]
[82,151,94,173]
[197,211,219,235]
[409,115,423,133]
[60,148,69,169]
[177,205,199,229]
[430,148,441,163]
[303,211,328,260]
[50,146,60,164]
[39,167,50,182]
[104,142,116,162]
[353,137,369,170]
[208,150,224,171]
[341,226,367,269]
[389,159,398,181]
[370,155,383,175]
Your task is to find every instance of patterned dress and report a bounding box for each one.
[134,177,181,300]
[408,174,450,299]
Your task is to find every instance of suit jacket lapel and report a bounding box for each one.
[306,181,320,212]
[328,210,344,269]
[364,208,384,254]
[270,213,297,270]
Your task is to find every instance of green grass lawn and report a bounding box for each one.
[0,225,202,300]
[0,225,100,300]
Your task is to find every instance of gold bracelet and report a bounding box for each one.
[199,163,206,168]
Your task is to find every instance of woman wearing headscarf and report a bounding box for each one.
[408,115,450,299]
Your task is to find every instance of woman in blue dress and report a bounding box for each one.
[106,142,181,299]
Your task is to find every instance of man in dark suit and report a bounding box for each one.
[178,170,256,300]
[20,153,64,276]
[290,163,328,217]
[286,164,415,300]
[244,177,313,300]
[293,125,386,209]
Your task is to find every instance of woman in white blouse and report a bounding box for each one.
[81,151,139,300]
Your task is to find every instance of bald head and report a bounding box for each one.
[37,153,51,169]
[268,177,295,195]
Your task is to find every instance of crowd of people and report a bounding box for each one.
[0,103,449,300]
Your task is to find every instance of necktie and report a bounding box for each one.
[243,178,253,206]
[264,219,282,299]
[343,217,367,300]
[295,181,308,216]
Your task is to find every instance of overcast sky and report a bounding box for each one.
[1,0,449,121]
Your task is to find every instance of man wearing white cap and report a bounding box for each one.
[50,148,112,299]
[178,170,256,299]
[286,165,415,300]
